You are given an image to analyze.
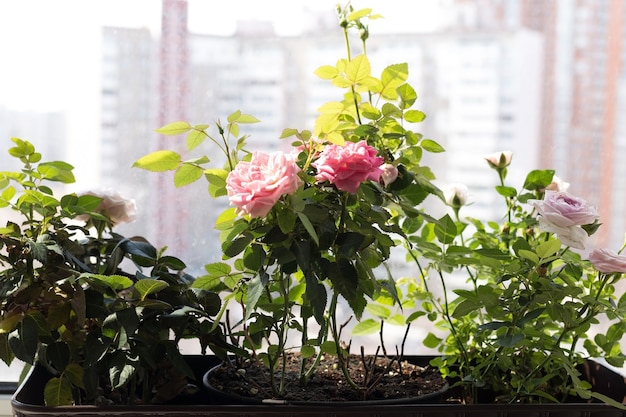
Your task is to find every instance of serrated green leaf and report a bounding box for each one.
[83,274,133,291]
[174,163,204,187]
[314,65,339,80]
[155,121,192,135]
[352,318,380,336]
[44,376,73,406]
[135,279,169,300]
[346,54,371,85]
[133,150,181,172]
[186,129,206,150]
[423,332,442,349]
[405,109,426,123]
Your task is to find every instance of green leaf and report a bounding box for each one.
[518,249,539,264]
[133,150,181,172]
[84,274,133,291]
[523,169,555,191]
[44,376,73,406]
[8,315,39,364]
[452,299,479,318]
[301,345,316,358]
[536,239,562,259]
[365,304,390,320]
[405,110,426,123]
[297,212,319,246]
[423,332,442,349]
[397,83,417,108]
[64,362,85,389]
[352,318,380,336]
[420,139,444,153]
[345,54,371,85]
[245,274,266,319]
[380,63,408,100]
[109,352,138,389]
[135,279,169,300]
[315,65,339,80]
[186,129,207,150]
[155,121,192,135]
[174,163,204,187]
[496,185,517,198]
[434,214,457,244]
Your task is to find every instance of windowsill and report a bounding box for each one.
[0,395,13,417]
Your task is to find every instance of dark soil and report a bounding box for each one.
[206,353,448,403]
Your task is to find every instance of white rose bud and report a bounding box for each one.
[380,163,399,187]
[545,175,570,192]
[484,150,513,169]
[78,189,137,226]
[443,183,469,209]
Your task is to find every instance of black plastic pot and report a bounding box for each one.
[11,355,626,417]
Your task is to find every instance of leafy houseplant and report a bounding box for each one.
[401,151,626,405]
[0,138,226,406]
[135,2,626,407]
[134,5,448,402]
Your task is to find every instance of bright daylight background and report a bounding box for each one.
[0,0,449,384]
[2,0,626,389]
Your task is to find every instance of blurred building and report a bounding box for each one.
[100,8,543,273]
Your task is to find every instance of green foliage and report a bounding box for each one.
[136,4,445,399]
[399,158,626,405]
[0,139,226,406]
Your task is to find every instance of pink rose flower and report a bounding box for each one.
[380,163,398,187]
[530,191,598,228]
[226,151,302,218]
[529,191,599,250]
[589,248,626,274]
[77,189,136,226]
[313,140,383,193]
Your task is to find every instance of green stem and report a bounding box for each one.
[329,292,360,390]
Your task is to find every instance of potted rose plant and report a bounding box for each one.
[134,4,448,404]
[389,150,626,407]
[0,138,227,408]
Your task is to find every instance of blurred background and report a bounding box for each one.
[1,0,625,381]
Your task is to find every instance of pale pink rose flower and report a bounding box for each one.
[226,151,302,218]
[313,140,383,193]
[529,191,598,250]
[536,217,588,250]
[545,175,570,192]
[529,191,598,228]
[589,248,626,274]
[77,189,136,226]
[484,150,513,169]
[380,163,398,187]
[443,183,469,208]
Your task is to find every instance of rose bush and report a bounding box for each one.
[134,4,626,407]
[404,152,626,405]
[134,5,445,399]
